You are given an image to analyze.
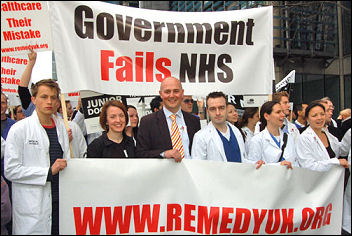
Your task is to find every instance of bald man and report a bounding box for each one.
[136,77,201,162]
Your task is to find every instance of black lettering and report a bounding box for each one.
[115,14,132,40]
[96,13,114,40]
[230,21,245,45]
[217,54,233,83]
[166,23,185,43]
[246,19,254,45]
[185,23,212,44]
[153,22,166,42]
[74,5,94,39]
[179,53,197,83]
[134,18,152,42]
[214,22,229,45]
[199,54,215,82]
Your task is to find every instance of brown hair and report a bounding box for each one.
[99,100,128,131]
[272,91,289,103]
[30,79,61,98]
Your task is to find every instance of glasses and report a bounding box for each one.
[183,99,194,104]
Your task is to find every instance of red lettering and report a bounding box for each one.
[253,209,267,234]
[323,203,332,226]
[135,52,143,82]
[116,56,133,81]
[104,206,132,234]
[133,204,160,233]
[101,50,114,81]
[197,206,219,234]
[73,207,103,235]
[184,204,196,232]
[265,209,281,234]
[300,207,314,231]
[311,207,325,229]
[219,207,233,233]
[280,209,294,233]
[145,52,154,82]
[232,208,250,233]
[155,57,171,82]
[167,204,182,231]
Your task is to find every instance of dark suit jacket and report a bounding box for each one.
[136,109,201,158]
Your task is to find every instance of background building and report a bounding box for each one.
[104,1,351,118]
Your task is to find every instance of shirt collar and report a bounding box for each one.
[163,106,183,119]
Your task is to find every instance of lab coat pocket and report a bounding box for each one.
[13,184,43,216]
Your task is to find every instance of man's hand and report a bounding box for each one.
[51,159,67,175]
[164,149,183,163]
[280,160,293,169]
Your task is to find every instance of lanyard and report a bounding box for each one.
[269,132,281,148]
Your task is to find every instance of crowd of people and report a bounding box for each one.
[1,50,351,235]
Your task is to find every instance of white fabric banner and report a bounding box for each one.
[1,1,52,56]
[48,1,273,96]
[60,159,344,235]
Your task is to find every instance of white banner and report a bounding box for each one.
[60,159,344,235]
[48,1,273,96]
[275,70,295,92]
[1,1,52,55]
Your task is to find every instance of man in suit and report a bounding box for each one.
[136,77,201,162]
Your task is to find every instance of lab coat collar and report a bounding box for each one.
[263,127,284,148]
[208,121,228,162]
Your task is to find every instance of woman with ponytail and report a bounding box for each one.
[243,101,298,169]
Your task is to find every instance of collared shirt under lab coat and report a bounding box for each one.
[191,121,246,162]
[4,110,70,235]
[296,126,340,172]
[244,127,299,167]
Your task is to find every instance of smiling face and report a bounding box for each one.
[226,104,238,124]
[159,77,184,113]
[279,96,290,116]
[106,106,126,133]
[264,104,286,128]
[128,107,139,128]
[307,105,326,130]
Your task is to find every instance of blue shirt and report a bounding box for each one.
[216,125,242,163]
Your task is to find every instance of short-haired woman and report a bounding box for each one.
[87,100,135,158]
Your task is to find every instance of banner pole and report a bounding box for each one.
[60,93,73,158]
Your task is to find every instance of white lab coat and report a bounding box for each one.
[244,127,299,166]
[4,110,70,235]
[68,121,87,158]
[191,121,246,162]
[254,118,300,142]
[341,129,351,233]
[296,126,340,172]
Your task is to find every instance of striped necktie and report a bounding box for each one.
[170,114,185,159]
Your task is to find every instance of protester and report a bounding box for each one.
[239,107,259,144]
[87,100,135,158]
[125,105,139,145]
[337,108,351,138]
[244,101,298,169]
[136,77,201,162]
[321,97,338,127]
[13,105,26,121]
[296,102,349,171]
[1,93,16,140]
[58,100,74,121]
[340,129,351,235]
[181,95,194,113]
[5,79,70,235]
[293,103,308,130]
[150,95,163,112]
[318,99,342,140]
[191,92,246,162]
[272,91,300,141]
[226,103,246,141]
[1,175,11,236]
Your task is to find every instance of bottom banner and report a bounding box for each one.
[60,159,344,235]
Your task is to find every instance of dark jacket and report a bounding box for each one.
[136,109,201,158]
[87,131,135,158]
